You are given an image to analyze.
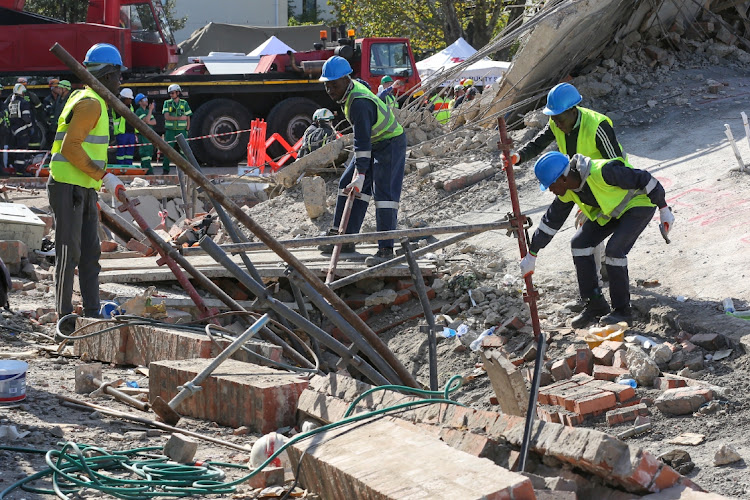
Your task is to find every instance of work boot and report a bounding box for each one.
[570,294,611,329]
[563,298,586,313]
[317,229,355,254]
[365,247,395,267]
[600,307,633,327]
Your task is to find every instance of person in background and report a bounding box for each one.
[377,75,402,109]
[51,80,72,136]
[134,93,156,174]
[43,78,61,145]
[48,43,127,332]
[298,108,336,158]
[0,85,10,174]
[7,83,32,176]
[162,83,191,175]
[113,88,136,165]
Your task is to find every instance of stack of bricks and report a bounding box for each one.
[297,374,702,496]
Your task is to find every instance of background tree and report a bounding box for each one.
[162,0,186,33]
[329,0,529,58]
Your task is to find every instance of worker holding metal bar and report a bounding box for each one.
[520,151,674,328]
[318,56,407,267]
[48,43,127,333]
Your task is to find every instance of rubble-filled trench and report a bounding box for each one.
[3,0,750,498]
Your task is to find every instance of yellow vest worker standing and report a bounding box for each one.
[162,84,191,175]
[519,152,674,328]
[48,43,127,333]
[317,56,406,267]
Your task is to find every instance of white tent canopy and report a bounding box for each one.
[416,37,510,87]
[247,35,296,57]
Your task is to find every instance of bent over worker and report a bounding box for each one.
[48,43,127,332]
[318,56,407,267]
[519,151,674,328]
[298,108,336,158]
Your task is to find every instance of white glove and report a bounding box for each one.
[503,150,520,168]
[520,253,536,278]
[101,173,125,199]
[659,206,674,234]
[345,170,365,194]
[574,209,587,229]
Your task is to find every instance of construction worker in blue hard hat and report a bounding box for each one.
[134,93,156,173]
[318,55,407,266]
[298,108,335,158]
[48,42,128,334]
[520,151,674,328]
[162,83,191,175]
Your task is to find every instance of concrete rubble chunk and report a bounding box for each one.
[482,349,529,417]
[655,387,713,415]
[301,175,327,219]
[713,444,741,466]
[626,346,661,386]
[163,434,198,463]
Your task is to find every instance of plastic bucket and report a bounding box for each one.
[0,360,28,403]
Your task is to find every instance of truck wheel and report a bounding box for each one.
[266,97,319,158]
[190,98,252,166]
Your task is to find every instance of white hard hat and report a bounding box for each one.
[13,83,26,95]
[312,108,334,121]
[119,88,134,99]
[168,84,181,93]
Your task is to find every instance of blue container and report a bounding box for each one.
[100,301,121,318]
[617,378,637,389]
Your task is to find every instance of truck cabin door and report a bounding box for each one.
[120,0,178,72]
[362,39,419,95]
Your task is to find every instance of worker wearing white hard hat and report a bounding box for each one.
[162,83,191,175]
[113,88,136,165]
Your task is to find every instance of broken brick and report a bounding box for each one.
[688,333,725,351]
[653,377,687,390]
[575,347,594,375]
[550,359,573,381]
[606,403,650,426]
[593,365,629,381]
[503,316,525,331]
[655,387,712,415]
[612,350,628,368]
[573,391,616,416]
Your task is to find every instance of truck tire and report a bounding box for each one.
[190,98,252,166]
[266,97,319,158]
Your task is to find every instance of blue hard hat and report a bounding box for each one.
[534,151,570,191]
[319,56,352,82]
[543,83,582,116]
[134,93,146,104]
[84,43,127,72]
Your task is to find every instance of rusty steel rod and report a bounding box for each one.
[49,42,417,388]
[181,221,513,255]
[497,116,546,473]
[325,191,355,284]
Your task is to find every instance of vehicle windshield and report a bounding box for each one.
[120,0,175,45]
[369,42,413,77]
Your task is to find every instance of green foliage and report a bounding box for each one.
[288,0,325,26]
[162,0,186,32]
[24,0,88,22]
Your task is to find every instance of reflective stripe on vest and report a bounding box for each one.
[550,107,623,159]
[558,157,655,226]
[343,80,403,143]
[50,88,108,189]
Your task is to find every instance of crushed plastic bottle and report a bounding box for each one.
[441,324,469,339]
[469,326,497,352]
[126,381,139,388]
[617,378,637,389]
[723,298,736,314]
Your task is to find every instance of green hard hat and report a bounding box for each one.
[381,75,393,84]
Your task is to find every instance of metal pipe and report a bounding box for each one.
[288,278,325,371]
[285,270,401,385]
[724,123,745,172]
[175,135,265,284]
[169,314,270,410]
[50,42,415,388]
[329,230,481,291]
[199,236,389,386]
[181,222,513,255]
[326,191,355,284]
[400,238,438,392]
[142,227,313,369]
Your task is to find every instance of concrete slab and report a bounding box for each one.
[0,203,46,250]
[286,418,534,500]
[149,358,308,433]
[482,349,529,417]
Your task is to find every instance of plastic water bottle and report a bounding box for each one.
[470,326,497,352]
[723,298,736,314]
[617,378,637,389]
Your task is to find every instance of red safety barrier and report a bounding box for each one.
[246,118,302,174]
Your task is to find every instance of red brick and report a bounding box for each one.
[592,344,615,365]
[537,407,561,423]
[559,385,603,412]
[562,413,585,426]
[681,340,697,352]
[394,279,414,290]
[585,379,636,402]
[575,347,594,375]
[653,377,687,390]
[393,289,413,305]
[593,365,629,381]
[503,316,525,331]
[689,333,725,351]
[247,466,285,489]
[612,350,628,368]
[0,240,28,270]
[550,359,572,381]
[411,287,436,300]
[623,450,662,490]
[605,403,649,426]
[574,391,616,416]
[650,464,680,492]
[540,381,578,406]
[149,358,308,433]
